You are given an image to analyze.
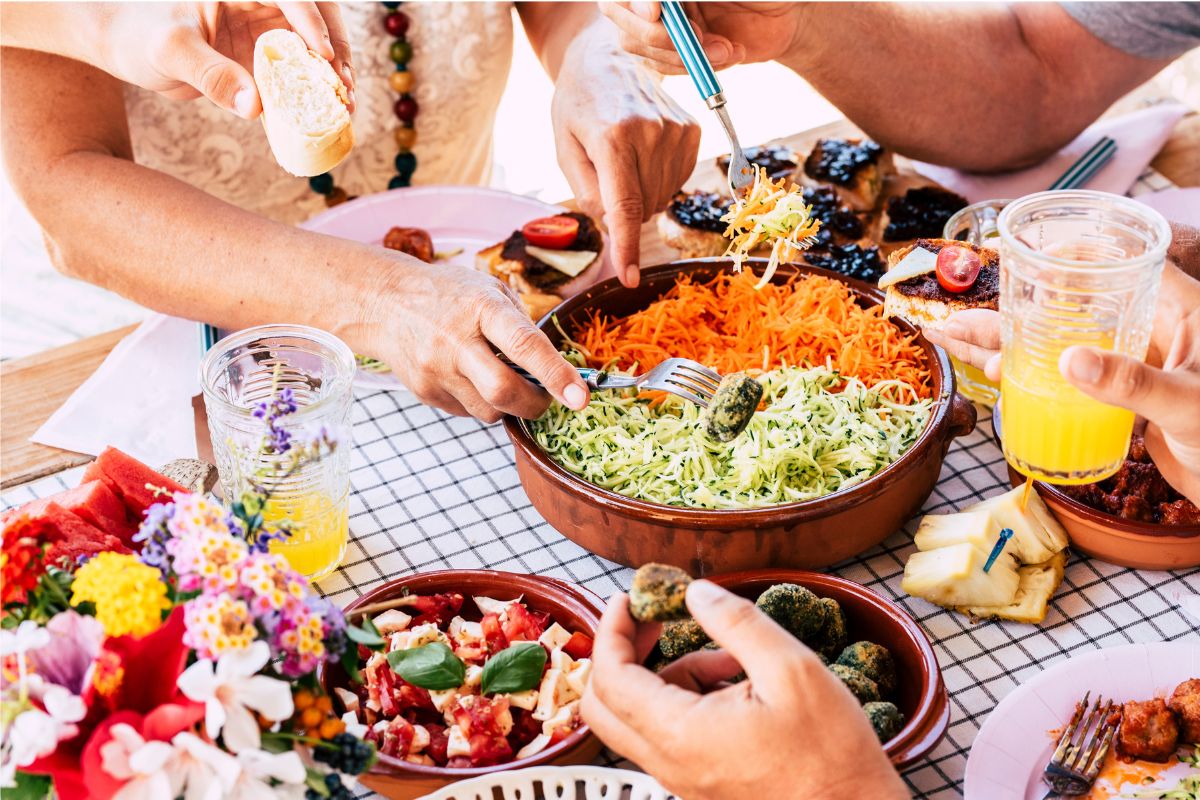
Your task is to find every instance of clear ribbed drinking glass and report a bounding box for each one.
[997,190,1169,485]
[942,199,1013,406]
[200,324,355,580]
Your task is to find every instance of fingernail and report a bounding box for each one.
[631,1,656,20]
[347,88,357,110]
[563,383,588,410]
[708,41,732,63]
[1064,347,1103,385]
[341,64,355,90]
[626,266,640,288]
[234,87,254,117]
[687,580,722,603]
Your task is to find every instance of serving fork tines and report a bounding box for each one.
[503,356,722,409]
[1041,692,1121,799]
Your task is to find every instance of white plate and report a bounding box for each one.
[298,186,568,391]
[964,642,1200,800]
[416,765,674,800]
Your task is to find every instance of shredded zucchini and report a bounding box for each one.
[530,365,931,509]
[355,354,391,374]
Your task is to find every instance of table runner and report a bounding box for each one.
[5,388,1197,800]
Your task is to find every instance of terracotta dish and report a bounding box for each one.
[990,411,1200,570]
[319,570,604,800]
[504,258,977,574]
[709,569,950,768]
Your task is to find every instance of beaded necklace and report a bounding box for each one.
[307,1,417,207]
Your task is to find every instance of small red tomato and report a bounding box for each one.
[936,245,982,293]
[522,215,579,249]
[561,632,594,660]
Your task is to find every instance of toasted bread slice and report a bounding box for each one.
[883,239,999,329]
[254,29,353,177]
[803,138,895,212]
[878,186,968,243]
[657,212,727,259]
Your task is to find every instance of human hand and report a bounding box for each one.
[599,2,802,75]
[924,262,1200,505]
[552,21,700,288]
[88,2,354,118]
[367,256,589,422]
[582,581,907,800]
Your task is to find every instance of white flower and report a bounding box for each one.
[102,723,175,800]
[2,684,86,772]
[176,641,293,754]
[0,620,50,657]
[227,748,307,800]
[170,732,240,800]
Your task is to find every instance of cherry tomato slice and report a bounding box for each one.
[522,215,579,249]
[936,245,982,293]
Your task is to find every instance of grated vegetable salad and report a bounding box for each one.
[531,365,931,509]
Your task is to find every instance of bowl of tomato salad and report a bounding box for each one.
[319,570,604,800]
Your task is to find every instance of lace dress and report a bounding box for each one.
[123,1,515,225]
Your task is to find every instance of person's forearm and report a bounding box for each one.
[778,3,1166,171]
[0,3,100,62]
[519,2,626,81]
[17,151,401,352]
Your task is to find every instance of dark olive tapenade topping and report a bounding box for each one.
[804,138,884,186]
[802,184,865,245]
[717,145,798,180]
[882,187,968,242]
[667,190,734,233]
[804,244,884,283]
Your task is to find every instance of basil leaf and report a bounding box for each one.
[481,642,547,696]
[346,621,385,648]
[340,644,363,685]
[387,643,464,690]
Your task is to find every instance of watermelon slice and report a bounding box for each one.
[81,447,187,527]
[20,500,129,566]
[23,480,136,547]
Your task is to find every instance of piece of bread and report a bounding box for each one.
[657,212,728,259]
[882,239,999,329]
[254,29,354,177]
[803,138,895,212]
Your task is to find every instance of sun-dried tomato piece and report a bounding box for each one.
[562,632,594,660]
[480,613,509,655]
[409,592,464,626]
[502,603,547,643]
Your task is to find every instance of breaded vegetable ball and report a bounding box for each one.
[829,664,880,704]
[812,597,849,660]
[658,618,710,659]
[701,371,764,442]
[864,701,905,743]
[629,563,692,622]
[836,641,897,697]
[1168,678,1200,744]
[755,583,827,640]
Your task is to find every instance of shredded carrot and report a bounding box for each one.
[573,270,931,399]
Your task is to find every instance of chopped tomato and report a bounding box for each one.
[425,723,450,765]
[521,215,579,249]
[480,613,509,655]
[380,717,415,758]
[394,677,435,713]
[453,697,513,767]
[502,603,548,643]
[561,632,594,660]
[935,245,982,293]
[409,593,464,626]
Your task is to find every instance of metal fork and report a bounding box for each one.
[1041,692,1121,799]
[660,1,753,196]
[501,356,722,408]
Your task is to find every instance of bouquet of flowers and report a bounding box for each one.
[1,390,377,800]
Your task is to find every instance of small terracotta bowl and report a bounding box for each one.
[708,569,950,769]
[990,411,1200,570]
[504,258,977,574]
[319,570,604,800]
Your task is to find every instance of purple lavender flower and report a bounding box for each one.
[248,522,292,554]
[308,594,348,660]
[134,502,175,574]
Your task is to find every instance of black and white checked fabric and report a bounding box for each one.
[5,388,1198,800]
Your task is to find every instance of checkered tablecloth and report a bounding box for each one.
[6,388,1198,800]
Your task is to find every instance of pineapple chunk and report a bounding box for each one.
[913,511,994,553]
[902,542,1020,608]
[967,487,1069,565]
[955,551,1067,624]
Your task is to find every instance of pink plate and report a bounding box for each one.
[964,642,1200,800]
[297,186,574,390]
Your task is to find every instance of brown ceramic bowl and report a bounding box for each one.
[319,570,604,800]
[990,410,1200,570]
[708,569,950,769]
[504,258,977,574]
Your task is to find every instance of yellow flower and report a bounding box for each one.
[71,552,170,638]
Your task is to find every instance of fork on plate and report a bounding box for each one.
[502,355,722,408]
[1041,692,1121,799]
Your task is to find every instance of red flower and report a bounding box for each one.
[1,513,54,605]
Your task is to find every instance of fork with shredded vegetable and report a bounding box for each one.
[721,165,822,289]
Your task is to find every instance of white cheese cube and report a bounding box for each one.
[563,658,592,698]
[371,609,412,634]
[446,724,471,758]
[464,664,484,688]
[411,724,430,753]
[515,734,551,760]
[473,595,520,617]
[538,623,572,654]
[505,689,539,710]
[428,688,459,713]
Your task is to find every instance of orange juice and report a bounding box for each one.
[263,491,349,580]
[950,356,1000,406]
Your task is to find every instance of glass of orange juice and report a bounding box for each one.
[200,324,355,580]
[943,199,1012,406]
[997,190,1170,485]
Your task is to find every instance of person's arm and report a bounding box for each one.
[601,2,1172,171]
[0,2,352,118]
[517,3,700,287]
[1,48,588,422]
